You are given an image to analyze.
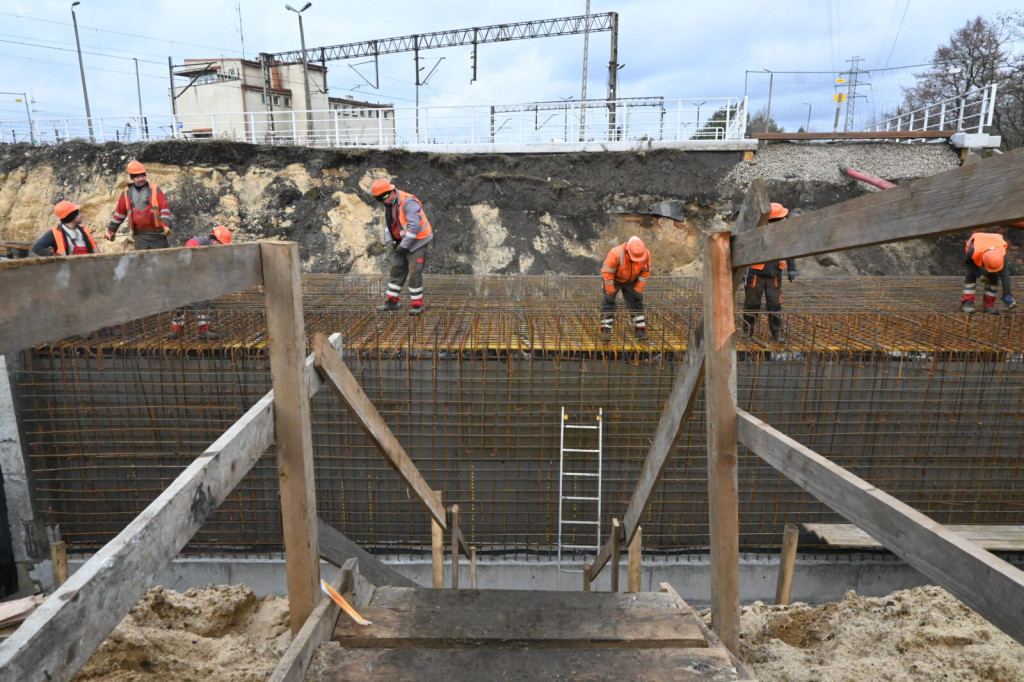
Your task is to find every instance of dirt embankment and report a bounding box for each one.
[2,139,1005,278]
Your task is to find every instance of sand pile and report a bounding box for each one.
[732,585,1024,681]
[73,585,292,682]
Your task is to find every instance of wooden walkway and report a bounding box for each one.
[307,585,749,681]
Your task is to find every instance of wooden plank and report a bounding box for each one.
[610,518,621,592]
[317,518,418,587]
[627,526,642,593]
[469,548,477,590]
[268,565,348,682]
[775,524,799,605]
[263,242,320,635]
[0,596,43,628]
[732,148,1024,267]
[703,230,741,653]
[583,562,592,592]
[431,518,444,589]
[804,523,1024,551]
[751,130,956,140]
[451,504,460,589]
[314,333,446,528]
[731,178,771,236]
[50,540,68,588]
[737,409,1024,645]
[314,647,737,681]
[0,389,275,680]
[367,586,681,612]
[0,243,263,356]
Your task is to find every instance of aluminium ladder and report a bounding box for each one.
[556,406,603,588]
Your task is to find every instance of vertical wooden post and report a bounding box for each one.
[431,518,444,589]
[50,541,68,588]
[703,230,740,653]
[450,504,460,589]
[262,242,320,635]
[610,518,621,593]
[583,563,592,592]
[775,524,800,605]
[627,525,642,593]
[470,547,478,589]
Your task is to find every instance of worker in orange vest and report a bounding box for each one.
[742,202,797,342]
[105,160,173,250]
[32,201,100,256]
[600,236,651,341]
[371,178,434,316]
[170,226,233,340]
[961,232,1015,314]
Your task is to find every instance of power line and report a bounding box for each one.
[884,0,912,69]
[0,37,166,66]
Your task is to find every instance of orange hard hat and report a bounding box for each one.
[625,236,646,262]
[769,202,789,220]
[54,200,80,220]
[371,178,395,197]
[126,160,146,175]
[981,248,1004,273]
[211,225,232,244]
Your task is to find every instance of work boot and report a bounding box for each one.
[635,328,646,341]
[600,328,611,342]
[409,306,424,317]
[376,300,400,312]
[983,306,997,315]
[198,328,219,340]
[961,302,975,314]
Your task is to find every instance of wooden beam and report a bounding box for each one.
[267,564,348,682]
[314,333,447,528]
[262,242,320,635]
[50,541,68,588]
[0,243,263,356]
[731,178,771,236]
[751,130,956,140]
[737,409,1024,645]
[732,149,1024,267]
[610,518,621,593]
[431,517,444,589]
[317,518,418,587]
[774,524,799,606]
[703,231,740,653]
[0,390,276,680]
[451,505,460,589]
[805,523,1024,551]
[583,562,592,592]
[627,526,642,593]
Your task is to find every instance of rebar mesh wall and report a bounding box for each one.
[13,276,1024,559]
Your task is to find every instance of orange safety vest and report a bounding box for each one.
[122,184,165,233]
[50,225,98,256]
[966,232,1008,268]
[389,190,433,241]
[748,260,788,272]
[602,243,651,294]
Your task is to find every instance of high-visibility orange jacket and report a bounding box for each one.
[386,190,433,250]
[602,242,651,294]
[35,224,99,256]
[965,232,1008,268]
[108,183,172,233]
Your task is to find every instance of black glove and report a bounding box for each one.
[787,271,797,282]
[396,245,410,256]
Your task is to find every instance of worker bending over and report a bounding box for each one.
[371,178,434,316]
[600,236,651,341]
[961,232,1015,314]
[742,202,797,342]
[170,226,232,340]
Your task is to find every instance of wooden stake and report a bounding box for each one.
[627,526,642,593]
[450,505,460,589]
[610,518,621,593]
[50,541,68,588]
[583,563,592,592]
[775,524,800,605]
[470,547,478,589]
[431,517,444,589]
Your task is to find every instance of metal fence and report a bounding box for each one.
[864,84,997,135]
[0,97,748,149]
[12,275,1024,560]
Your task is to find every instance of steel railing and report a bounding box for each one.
[0,97,748,149]
[865,84,997,135]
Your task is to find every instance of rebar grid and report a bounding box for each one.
[14,275,1024,559]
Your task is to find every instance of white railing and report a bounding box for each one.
[865,84,998,135]
[0,97,748,150]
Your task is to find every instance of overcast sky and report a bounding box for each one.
[1,0,1021,131]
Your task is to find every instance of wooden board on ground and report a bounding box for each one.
[804,523,1024,551]
[333,587,705,649]
[317,518,418,587]
[310,647,739,681]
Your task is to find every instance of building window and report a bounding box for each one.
[229,68,238,76]
[285,97,292,107]
[273,95,280,106]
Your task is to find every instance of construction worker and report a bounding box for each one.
[32,201,100,256]
[105,160,173,250]
[371,178,434,316]
[742,202,797,342]
[170,226,232,340]
[600,236,651,341]
[961,232,1015,314]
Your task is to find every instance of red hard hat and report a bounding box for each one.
[126,160,146,175]
[211,225,232,244]
[769,202,789,220]
[625,236,646,262]
[371,178,395,197]
[982,248,1004,273]
[54,200,80,220]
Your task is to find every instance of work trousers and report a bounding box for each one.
[133,231,169,250]
[385,242,431,308]
[743,272,783,339]
[600,282,645,330]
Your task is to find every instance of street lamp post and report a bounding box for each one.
[71,1,94,141]
[0,92,35,144]
[803,102,812,132]
[285,3,314,141]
